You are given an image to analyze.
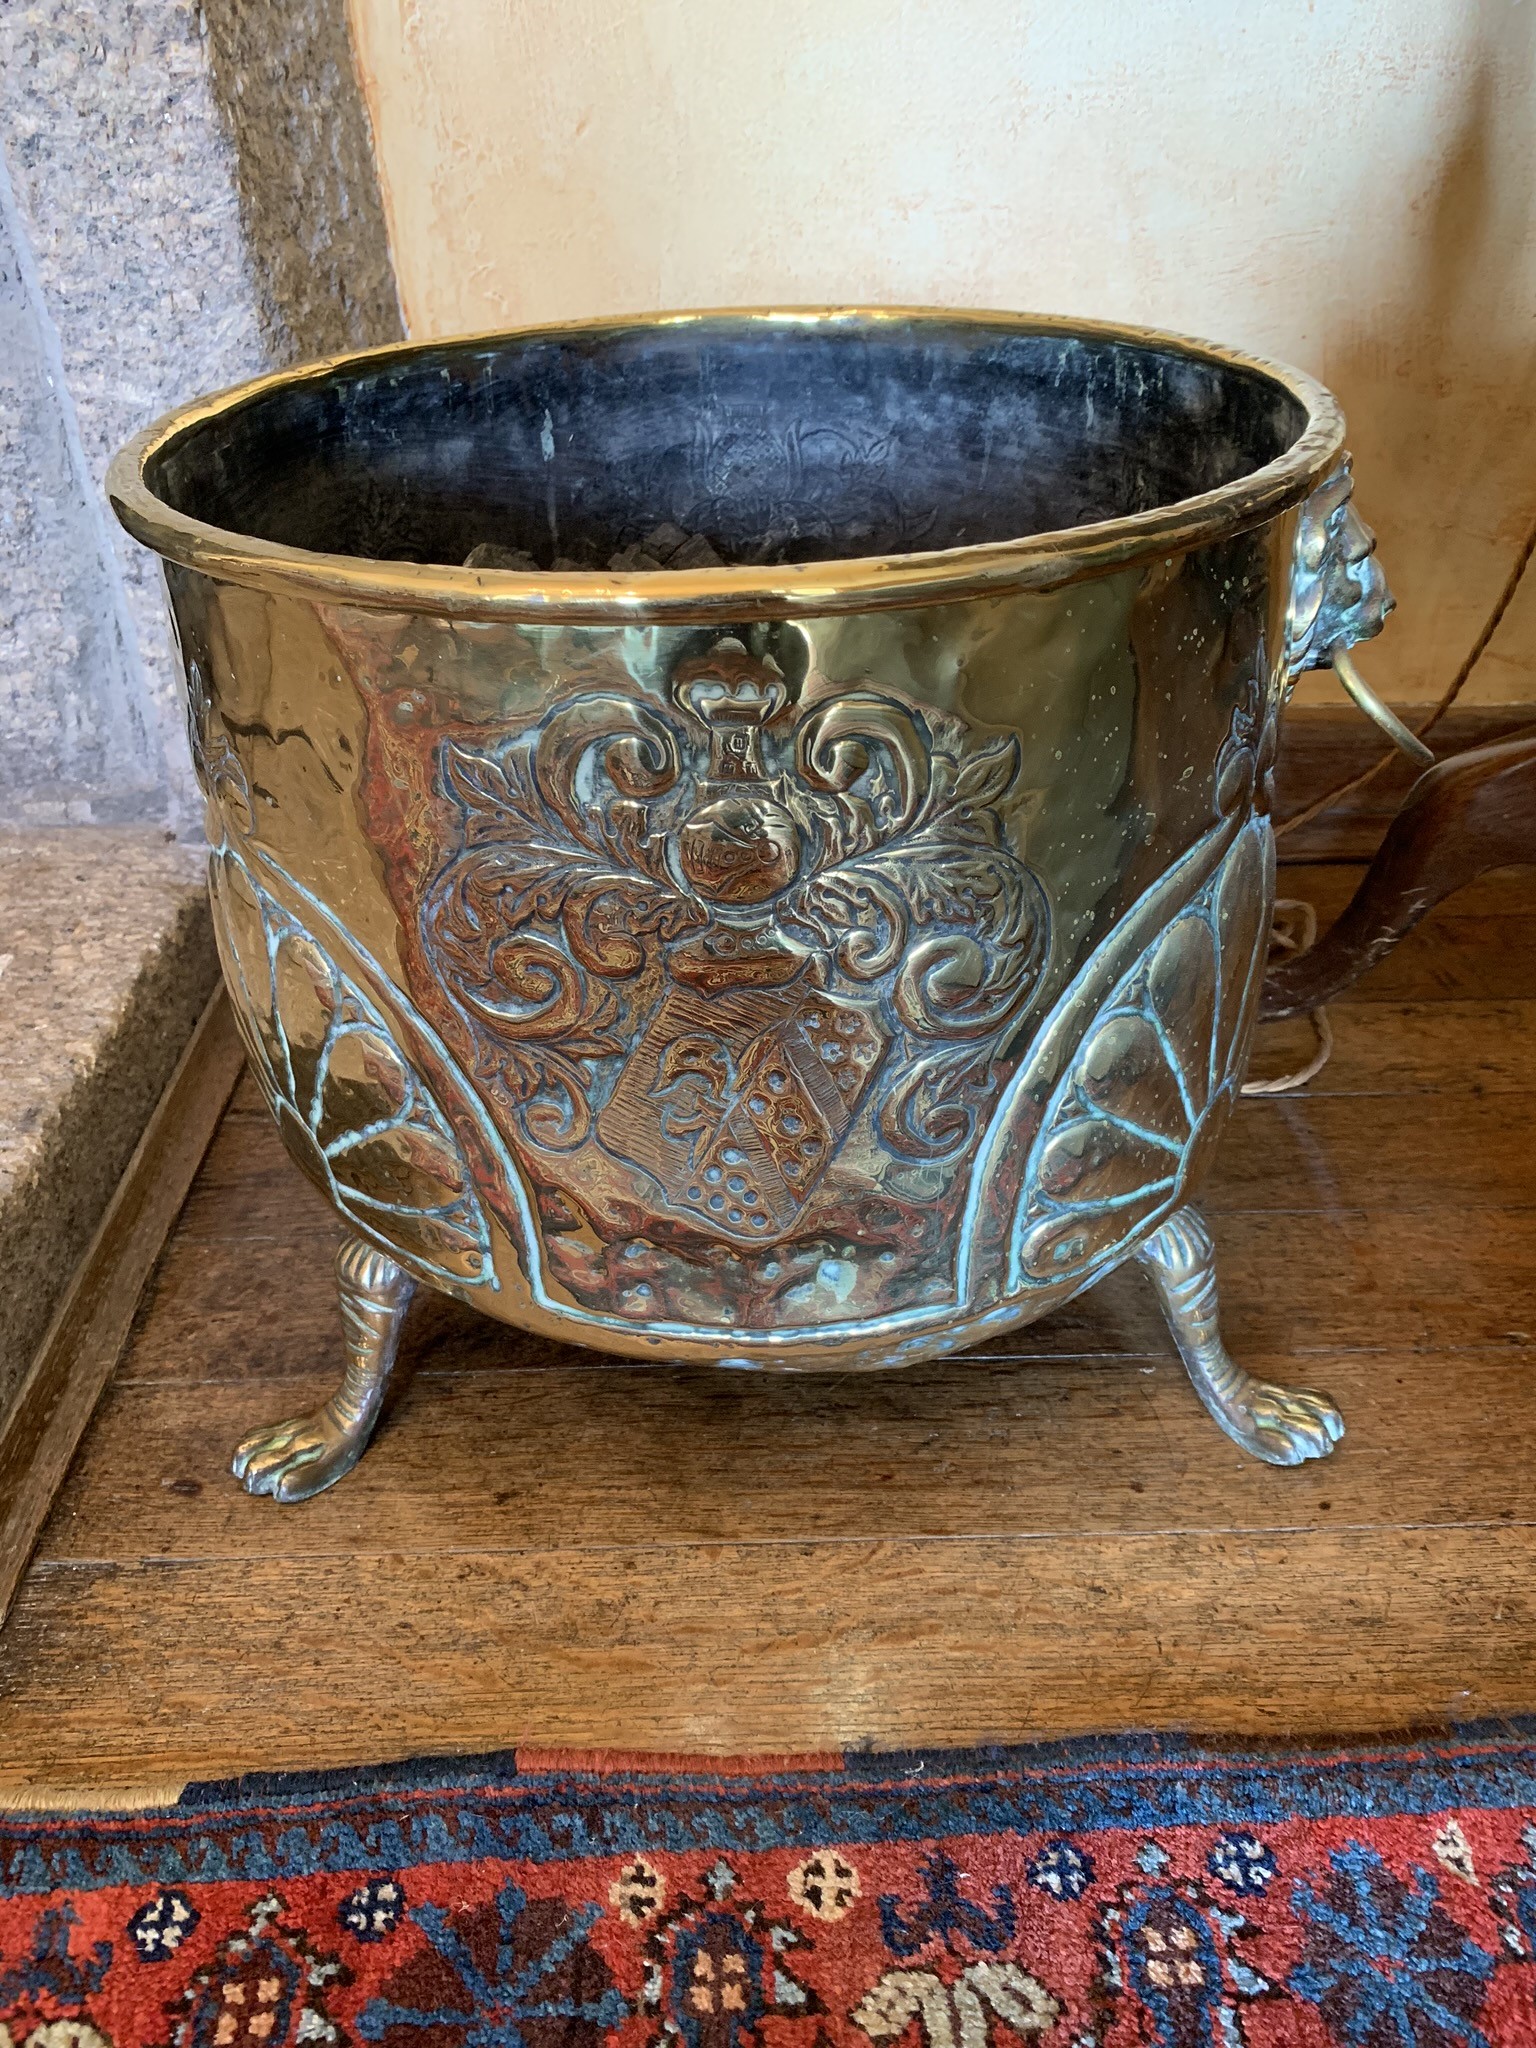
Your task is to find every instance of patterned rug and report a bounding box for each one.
[6,1729,1536,2048]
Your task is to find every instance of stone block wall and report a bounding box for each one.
[0,0,402,833]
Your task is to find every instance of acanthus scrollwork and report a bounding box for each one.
[419,639,1051,1246]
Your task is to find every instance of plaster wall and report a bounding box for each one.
[350,0,1536,706]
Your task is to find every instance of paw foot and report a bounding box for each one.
[231,1411,365,1502]
[1218,1381,1345,1467]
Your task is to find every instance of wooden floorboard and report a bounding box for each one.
[1250,1000,1536,1096]
[4,1528,1535,1779]
[1277,861,1536,919]
[40,1343,1536,1561]
[1,859,1533,1797]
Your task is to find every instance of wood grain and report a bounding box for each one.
[0,993,245,1627]
[1248,1001,1536,1096]
[42,1342,1536,1563]
[103,1196,1536,1393]
[1277,862,1536,922]
[3,1527,1533,1794]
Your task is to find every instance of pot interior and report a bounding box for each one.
[145,315,1308,571]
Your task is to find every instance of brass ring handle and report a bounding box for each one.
[1329,644,1435,766]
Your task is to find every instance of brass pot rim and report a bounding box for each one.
[107,304,1345,623]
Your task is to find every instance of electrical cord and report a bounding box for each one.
[1252,510,1536,1091]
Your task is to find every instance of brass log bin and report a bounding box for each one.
[109,309,1396,1499]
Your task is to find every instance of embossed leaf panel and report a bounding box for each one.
[209,849,497,1289]
[1008,819,1272,1294]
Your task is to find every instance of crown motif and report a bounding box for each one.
[671,639,788,785]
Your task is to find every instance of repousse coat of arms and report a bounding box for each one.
[369,637,1050,1315]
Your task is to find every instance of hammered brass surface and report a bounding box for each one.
[109,310,1395,1490]
[175,560,1279,1365]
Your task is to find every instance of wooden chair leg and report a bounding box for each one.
[1262,732,1536,1020]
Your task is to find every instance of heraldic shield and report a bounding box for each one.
[395,635,1052,1304]
[600,952,889,1243]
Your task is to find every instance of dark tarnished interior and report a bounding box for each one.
[147,317,1308,570]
